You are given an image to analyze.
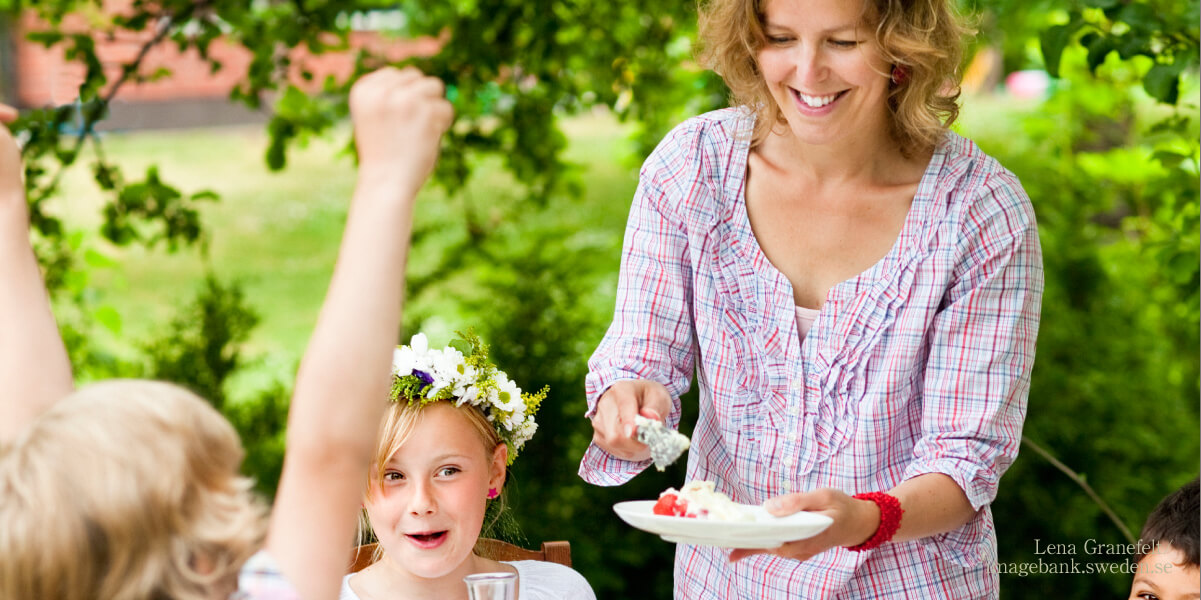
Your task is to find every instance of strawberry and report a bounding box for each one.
[653,493,690,517]
[653,493,678,515]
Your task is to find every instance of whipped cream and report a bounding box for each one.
[660,480,753,521]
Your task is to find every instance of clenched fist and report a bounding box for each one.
[349,67,454,198]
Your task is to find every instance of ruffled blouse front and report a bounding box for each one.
[580,108,1043,599]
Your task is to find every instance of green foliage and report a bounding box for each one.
[223,382,290,500]
[393,0,725,195]
[10,0,1199,597]
[101,166,216,249]
[13,0,723,235]
[962,3,1200,594]
[143,275,259,410]
[49,231,142,383]
[142,275,288,496]
[1033,0,1199,104]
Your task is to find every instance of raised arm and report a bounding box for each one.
[0,106,74,443]
[263,68,453,600]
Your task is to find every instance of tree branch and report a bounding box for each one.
[33,3,205,203]
[76,10,183,152]
[1021,436,1137,545]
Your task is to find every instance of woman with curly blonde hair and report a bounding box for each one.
[582,0,1043,597]
[699,0,970,154]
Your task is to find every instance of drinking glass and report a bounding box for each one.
[463,572,517,600]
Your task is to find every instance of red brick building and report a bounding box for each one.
[4,1,437,128]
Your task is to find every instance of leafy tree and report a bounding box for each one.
[4,0,1197,597]
[967,1,1199,597]
[143,275,258,410]
[6,1,720,593]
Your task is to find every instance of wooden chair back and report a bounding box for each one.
[477,537,572,567]
[349,538,572,573]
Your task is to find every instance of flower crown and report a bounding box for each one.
[389,331,546,465]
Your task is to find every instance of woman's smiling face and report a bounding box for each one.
[756,0,892,147]
[365,402,506,580]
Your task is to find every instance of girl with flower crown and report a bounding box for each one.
[340,333,596,600]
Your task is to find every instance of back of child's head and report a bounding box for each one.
[1135,476,1200,567]
[0,379,266,600]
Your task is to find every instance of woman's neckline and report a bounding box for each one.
[729,111,948,308]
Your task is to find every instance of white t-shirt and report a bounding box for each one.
[339,560,596,600]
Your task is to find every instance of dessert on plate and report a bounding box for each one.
[652,480,753,521]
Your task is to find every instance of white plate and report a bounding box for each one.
[658,534,784,549]
[613,500,833,549]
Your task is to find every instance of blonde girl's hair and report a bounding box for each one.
[354,400,504,566]
[0,380,267,600]
[696,0,972,155]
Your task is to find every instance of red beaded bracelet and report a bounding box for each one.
[845,492,903,552]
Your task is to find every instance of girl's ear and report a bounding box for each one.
[489,443,508,490]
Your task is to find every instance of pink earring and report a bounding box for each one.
[487,488,499,499]
[891,65,908,86]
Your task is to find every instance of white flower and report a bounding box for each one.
[516,414,530,432]
[390,331,542,463]
[427,352,453,391]
[496,412,514,432]
[454,382,480,404]
[515,420,538,445]
[392,346,419,377]
[494,375,524,413]
[408,333,429,354]
[427,348,463,391]
[455,361,478,385]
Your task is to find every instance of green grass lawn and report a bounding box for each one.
[53,110,639,397]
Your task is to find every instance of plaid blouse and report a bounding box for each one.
[579,108,1043,599]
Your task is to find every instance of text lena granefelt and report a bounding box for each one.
[1033,539,1162,556]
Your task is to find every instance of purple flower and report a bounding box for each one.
[412,370,434,386]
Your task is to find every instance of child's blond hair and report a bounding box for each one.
[0,380,267,600]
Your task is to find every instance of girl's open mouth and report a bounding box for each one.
[406,531,448,548]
